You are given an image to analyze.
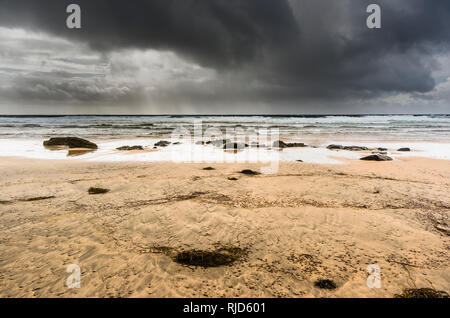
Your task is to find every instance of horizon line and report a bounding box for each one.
[0,113,449,117]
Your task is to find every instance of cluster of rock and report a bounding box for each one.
[195,139,308,150]
[327,144,412,153]
[42,137,411,163]
[326,143,413,161]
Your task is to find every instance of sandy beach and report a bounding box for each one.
[1,0,450,304]
[0,156,448,297]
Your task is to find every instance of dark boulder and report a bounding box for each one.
[360,154,393,161]
[273,140,307,148]
[154,140,171,147]
[116,145,144,151]
[273,140,289,148]
[288,142,307,147]
[43,137,98,149]
[397,148,411,152]
[327,144,344,150]
[378,147,388,151]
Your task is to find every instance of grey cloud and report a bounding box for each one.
[0,0,449,111]
[0,71,142,104]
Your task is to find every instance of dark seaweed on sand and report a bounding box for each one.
[88,187,110,195]
[394,288,449,298]
[239,169,260,175]
[21,196,55,202]
[314,279,337,290]
[173,246,245,268]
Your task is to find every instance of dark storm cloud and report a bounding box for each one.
[0,0,450,108]
[0,0,299,69]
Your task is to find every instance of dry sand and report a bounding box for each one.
[0,157,449,297]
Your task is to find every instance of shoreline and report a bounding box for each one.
[1,137,450,163]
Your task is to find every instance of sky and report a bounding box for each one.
[0,0,449,115]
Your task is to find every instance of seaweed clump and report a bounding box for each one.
[173,246,245,268]
[239,169,260,175]
[314,279,337,290]
[88,187,110,195]
[21,196,56,202]
[394,288,449,298]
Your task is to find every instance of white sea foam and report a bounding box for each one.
[0,138,448,164]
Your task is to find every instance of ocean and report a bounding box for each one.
[0,114,449,163]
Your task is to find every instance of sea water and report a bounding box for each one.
[0,114,449,163]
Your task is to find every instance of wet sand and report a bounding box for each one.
[0,157,449,297]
